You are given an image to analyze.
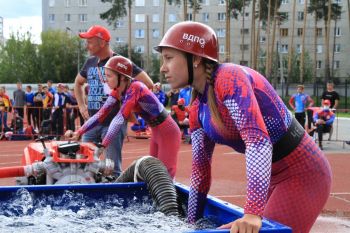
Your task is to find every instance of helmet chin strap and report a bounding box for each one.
[186,54,194,85]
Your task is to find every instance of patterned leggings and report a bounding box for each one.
[149,115,181,178]
[264,133,332,232]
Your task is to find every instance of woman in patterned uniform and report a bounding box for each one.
[155,21,332,233]
[65,56,181,178]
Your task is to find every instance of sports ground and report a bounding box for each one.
[0,119,349,232]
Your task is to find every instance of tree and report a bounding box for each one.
[38,30,84,83]
[225,0,245,62]
[0,32,39,83]
[300,0,309,83]
[100,0,133,59]
[308,0,342,83]
[112,44,143,68]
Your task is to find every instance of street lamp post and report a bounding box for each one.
[66,27,80,73]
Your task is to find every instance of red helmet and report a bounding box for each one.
[104,56,133,79]
[155,21,218,62]
[177,98,185,105]
[323,99,331,106]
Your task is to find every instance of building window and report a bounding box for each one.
[279,12,289,21]
[316,28,322,37]
[64,14,71,22]
[240,61,248,66]
[187,13,193,21]
[281,0,289,4]
[134,45,145,53]
[298,0,305,4]
[135,14,145,22]
[219,45,225,54]
[135,29,145,38]
[240,28,249,35]
[199,0,209,5]
[65,0,70,7]
[280,44,288,53]
[218,13,226,21]
[296,44,302,53]
[297,12,304,21]
[152,29,160,38]
[115,37,124,43]
[169,14,177,22]
[316,61,322,69]
[153,0,160,6]
[49,0,55,7]
[152,14,159,22]
[334,0,342,3]
[202,13,209,22]
[280,28,288,37]
[334,27,341,36]
[297,28,303,36]
[335,44,341,53]
[218,0,225,5]
[115,21,124,28]
[259,36,266,43]
[135,0,145,6]
[79,14,87,22]
[240,44,249,51]
[317,45,322,53]
[49,14,55,23]
[79,0,87,6]
[216,29,226,38]
[333,61,340,69]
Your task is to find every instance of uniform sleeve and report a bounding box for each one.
[102,111,126,147]
[77,95,118,135]
[326,112,335,125]
[187,128,215,223]
[217,67,272,217]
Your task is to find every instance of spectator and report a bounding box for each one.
[171,98,190,139]
[42,86,54,121]
[289,84,314,128]
[13,81,26,118]
[25,85,35,127]
[166,88,180,108]
[51,83,69,140]
[47,80,56,95]
[33,84,45,131]
[179,85,192,106]
[0,86,11,132]
[321,81,340,109]
[313,100,335,150]
[73,25,153,177]
[153,82,166,106]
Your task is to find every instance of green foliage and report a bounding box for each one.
[100,0,133,26]
[112,44,144,68]
[308,0,342,21]
[0,30,85,84]
[38,30,85,83]
[0,32,39,83]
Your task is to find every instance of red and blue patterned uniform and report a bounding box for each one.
[188,63,332,232]
[78,81,181,178]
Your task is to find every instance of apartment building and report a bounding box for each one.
[42,0,350,80]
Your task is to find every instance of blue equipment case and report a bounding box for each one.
[0,182,291,233]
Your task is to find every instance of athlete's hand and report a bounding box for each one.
[218,214,262,233]
[64,130,81,141]
[79,105,89,120]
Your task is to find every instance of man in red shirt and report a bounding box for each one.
[171,98,190,140]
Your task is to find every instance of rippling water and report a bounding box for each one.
[0,188,203,233]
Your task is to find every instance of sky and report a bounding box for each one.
[0,0,42,44]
